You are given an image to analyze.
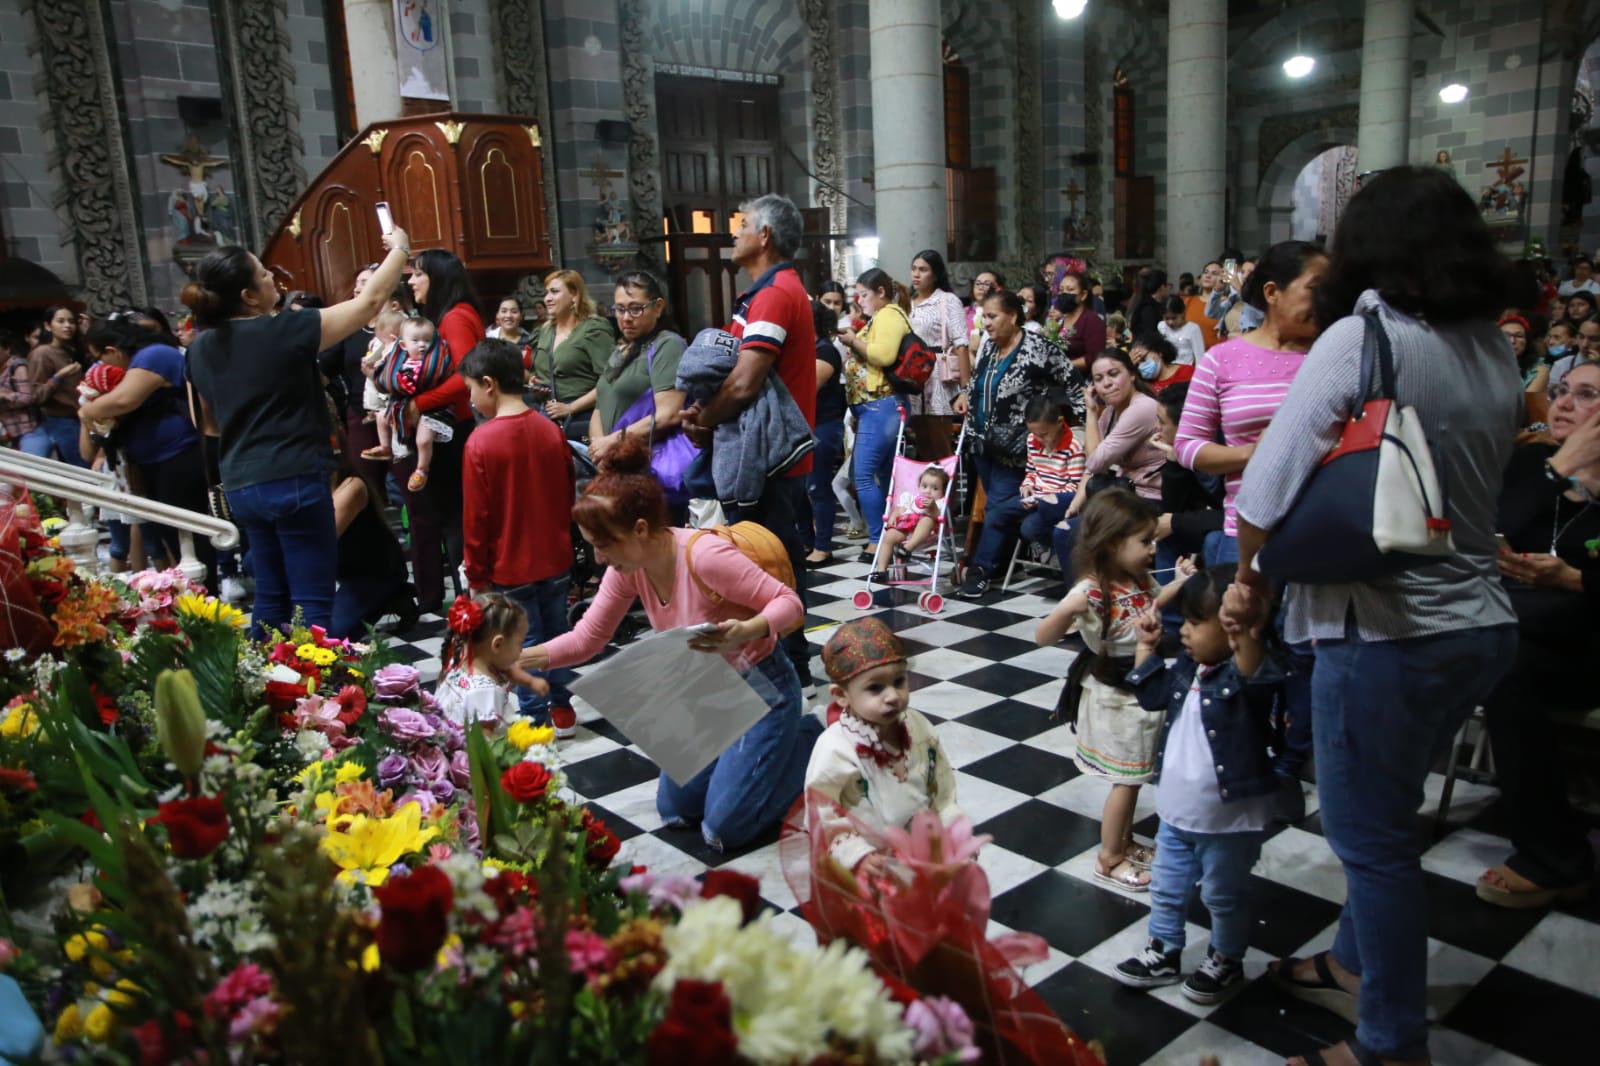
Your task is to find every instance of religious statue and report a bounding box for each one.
[582,157,639,271]
[1479,147,1528,226]
[161,135,237,246]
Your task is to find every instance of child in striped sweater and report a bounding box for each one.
[1020,392,1086,547]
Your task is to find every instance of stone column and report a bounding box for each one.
[1233,117,1261,254]
[1356,0,1414,172]
[1165,0,1227,276]
[868,0,946,271]
[344,0,402,128]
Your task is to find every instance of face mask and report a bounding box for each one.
[1138,359,1159,380]
[1547,345,1569,358]
[1057,294,1079,313]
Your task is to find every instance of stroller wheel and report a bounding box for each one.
[919,591,944,614]
[852,590,874,610]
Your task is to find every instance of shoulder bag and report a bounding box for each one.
[1255,310,1454,583]
[610,336,699,504]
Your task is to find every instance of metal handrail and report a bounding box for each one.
[0,454,239,551]
[1,447,116,488]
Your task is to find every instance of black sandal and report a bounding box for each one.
[1268,951,1359,1024]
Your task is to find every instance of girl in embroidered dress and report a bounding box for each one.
[805,617,960,883]
[1036,489,1194,891]
[435,592,548,736]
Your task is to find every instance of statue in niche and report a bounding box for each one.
[161,135,237,246]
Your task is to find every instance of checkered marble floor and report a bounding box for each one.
[381,545,1599,1065]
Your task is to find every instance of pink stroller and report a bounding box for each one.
[853,409,969,615]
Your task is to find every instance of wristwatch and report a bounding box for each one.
[1543,458,1579,492]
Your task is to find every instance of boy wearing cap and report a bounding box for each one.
[806,617,962,882]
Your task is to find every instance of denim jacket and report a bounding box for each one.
[1126,652,1283,802]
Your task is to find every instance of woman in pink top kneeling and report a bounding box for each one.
[522,436,821,852]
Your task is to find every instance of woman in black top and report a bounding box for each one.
[182,229,411,633]
[1127,269,1169,342]
[805,299,848,565]
[1478,360,1600,909]
[330,434,417,640]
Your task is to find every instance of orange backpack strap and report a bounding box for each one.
[684,528,726,604]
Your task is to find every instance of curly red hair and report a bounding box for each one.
[571,435,671,544]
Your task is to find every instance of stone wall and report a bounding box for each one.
[291,0,342,178]
[1041,12,1087,254]
[450,0,502,112]
[0,0,75,283]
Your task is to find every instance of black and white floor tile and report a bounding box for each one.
[378,542,1597,1065]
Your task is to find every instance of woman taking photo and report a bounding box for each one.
[908,249,970,416]
[838,268,911,560]
[954,289,1080,598]
[24,305,88,466]
[320,263,411,494]
[1174,240,1327,564]
[588,271,689,502]
[1477,362,1600,911]
[521,438,821,852]
[1047,272,1107,373]
[533,269,614,441]
[1223,167,1532,1066]
[401,247,485,613]
[183,227,411,633]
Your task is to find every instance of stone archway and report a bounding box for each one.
[1257,125,1358,246]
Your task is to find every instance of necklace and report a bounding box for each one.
[1551,490,1595,557]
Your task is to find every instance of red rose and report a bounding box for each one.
[0,767,37,792]
[499,762,552,804]
[647,980,738,1065]
[133,1009,195,1066]
[483,869,531,913]
[265,680,309,712]
[583,813,621,867]
[92,688,119,726]
[152,795,229,859]
[333,685,367,726]
[373,864,454,971]
[699,869,762,925]
[147,616,181,635]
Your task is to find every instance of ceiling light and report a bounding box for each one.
[1052,0,1088,18]
[1283,55,1315,79]
[1439,83,1469,104]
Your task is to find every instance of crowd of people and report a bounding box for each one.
[4,167,1599,1066]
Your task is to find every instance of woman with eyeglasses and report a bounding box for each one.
[1476,361,1600,914]
[533,269,615,441]
[588,271,690,499]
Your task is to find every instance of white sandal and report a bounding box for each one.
[1094,859,1150,892]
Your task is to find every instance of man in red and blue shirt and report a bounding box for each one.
[685,193,818,686]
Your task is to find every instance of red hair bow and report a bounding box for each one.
[447,595,484,636]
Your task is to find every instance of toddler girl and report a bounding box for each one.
[1114,566,1278,1003]
[805,617,960,882]
[359,308,406,427]
[435,592,549,736]
[1019,391,1085,547]
[1035,488,1193,891]
[870,464,949,577]
[77,362,125,438]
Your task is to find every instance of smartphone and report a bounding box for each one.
[375,201,395,236]
[1494,533,1511,554]
[686,622,722,636]
[1222,258,1238,282]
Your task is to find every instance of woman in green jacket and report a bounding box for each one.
[533,268,616,441]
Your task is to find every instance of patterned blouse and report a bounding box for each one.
[968,329,1084,468]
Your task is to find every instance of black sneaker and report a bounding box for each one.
[1271,773,1307,825]
[1182,946,1244,1004]
[1114,938,1182,988]
[955,566,990,599]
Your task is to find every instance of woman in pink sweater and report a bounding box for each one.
[1173,241,1327,564]
[522,438,821,851]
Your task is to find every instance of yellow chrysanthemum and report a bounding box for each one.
[103,979,140,1009]
[334,761,365,784]
[53,1003,83,1043]
[174,592,247,629]
[346,666,364,679]
[295,643,338,667]
[83,1003,114,1042]
[318,802,437,886]
[63,929,109,963]
[41,516,67,533]
[0,703,38,738]
[506,721,555,751]
[361,942,381,972]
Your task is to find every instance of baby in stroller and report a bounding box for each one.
[870,463,949,580]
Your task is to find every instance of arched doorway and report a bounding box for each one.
[1289,145,1358,243]
[1257,128,1357,246]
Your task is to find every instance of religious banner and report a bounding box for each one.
[396,0,449,100]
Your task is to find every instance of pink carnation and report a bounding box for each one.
[204,962,274,1021]
[564,928,616,983]
[905,996,980,1062]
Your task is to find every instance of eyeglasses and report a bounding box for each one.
[1548,381,1600,405]
[611,301,659,319]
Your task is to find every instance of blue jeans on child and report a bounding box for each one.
[226,474,337,636]
[850,396,903,543]
[656,650,822,851]
[1311,621,1515,1060]
[1147,821,1267,960]
[1018,493,1072,547]
[495,573,578,722]
[806,418,845,552]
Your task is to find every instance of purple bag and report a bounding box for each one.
[611,338,700,504]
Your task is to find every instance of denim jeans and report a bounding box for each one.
[1210,533,1240,566]
[1274,641,1315,778]
[806,418,846,551]
[1052,518,1079,584]
[656,651,822,851]
[972,457,1025,575]
[1018,493,1072,546]
[730,475,813,687]
[226,474,338,636]
[495,573,578,721]
[41,415,88,467]
[16,427,52,458]
[331,572,409,641]
[851,396,903,542]
[1147,821,1266,959]
[1313,622,1516,1060]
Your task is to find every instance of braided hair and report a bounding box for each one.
[442,591,528,673]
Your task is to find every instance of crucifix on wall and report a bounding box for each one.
[1061,177,1089,244]
[160,134,237,247]
[1478,146,1529,224]
[583,157,636,252]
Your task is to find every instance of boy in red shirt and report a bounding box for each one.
[458,339,579,736]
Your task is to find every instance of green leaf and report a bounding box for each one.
[393,987,417,1049]
[35,811,117,871]
[466,728,513,858]
[184,625,242,731]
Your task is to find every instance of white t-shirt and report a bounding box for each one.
[1155,675,1272,835]
[1556,279,1600,297]
[434,666,519,732]
[1157,320,1206,366]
